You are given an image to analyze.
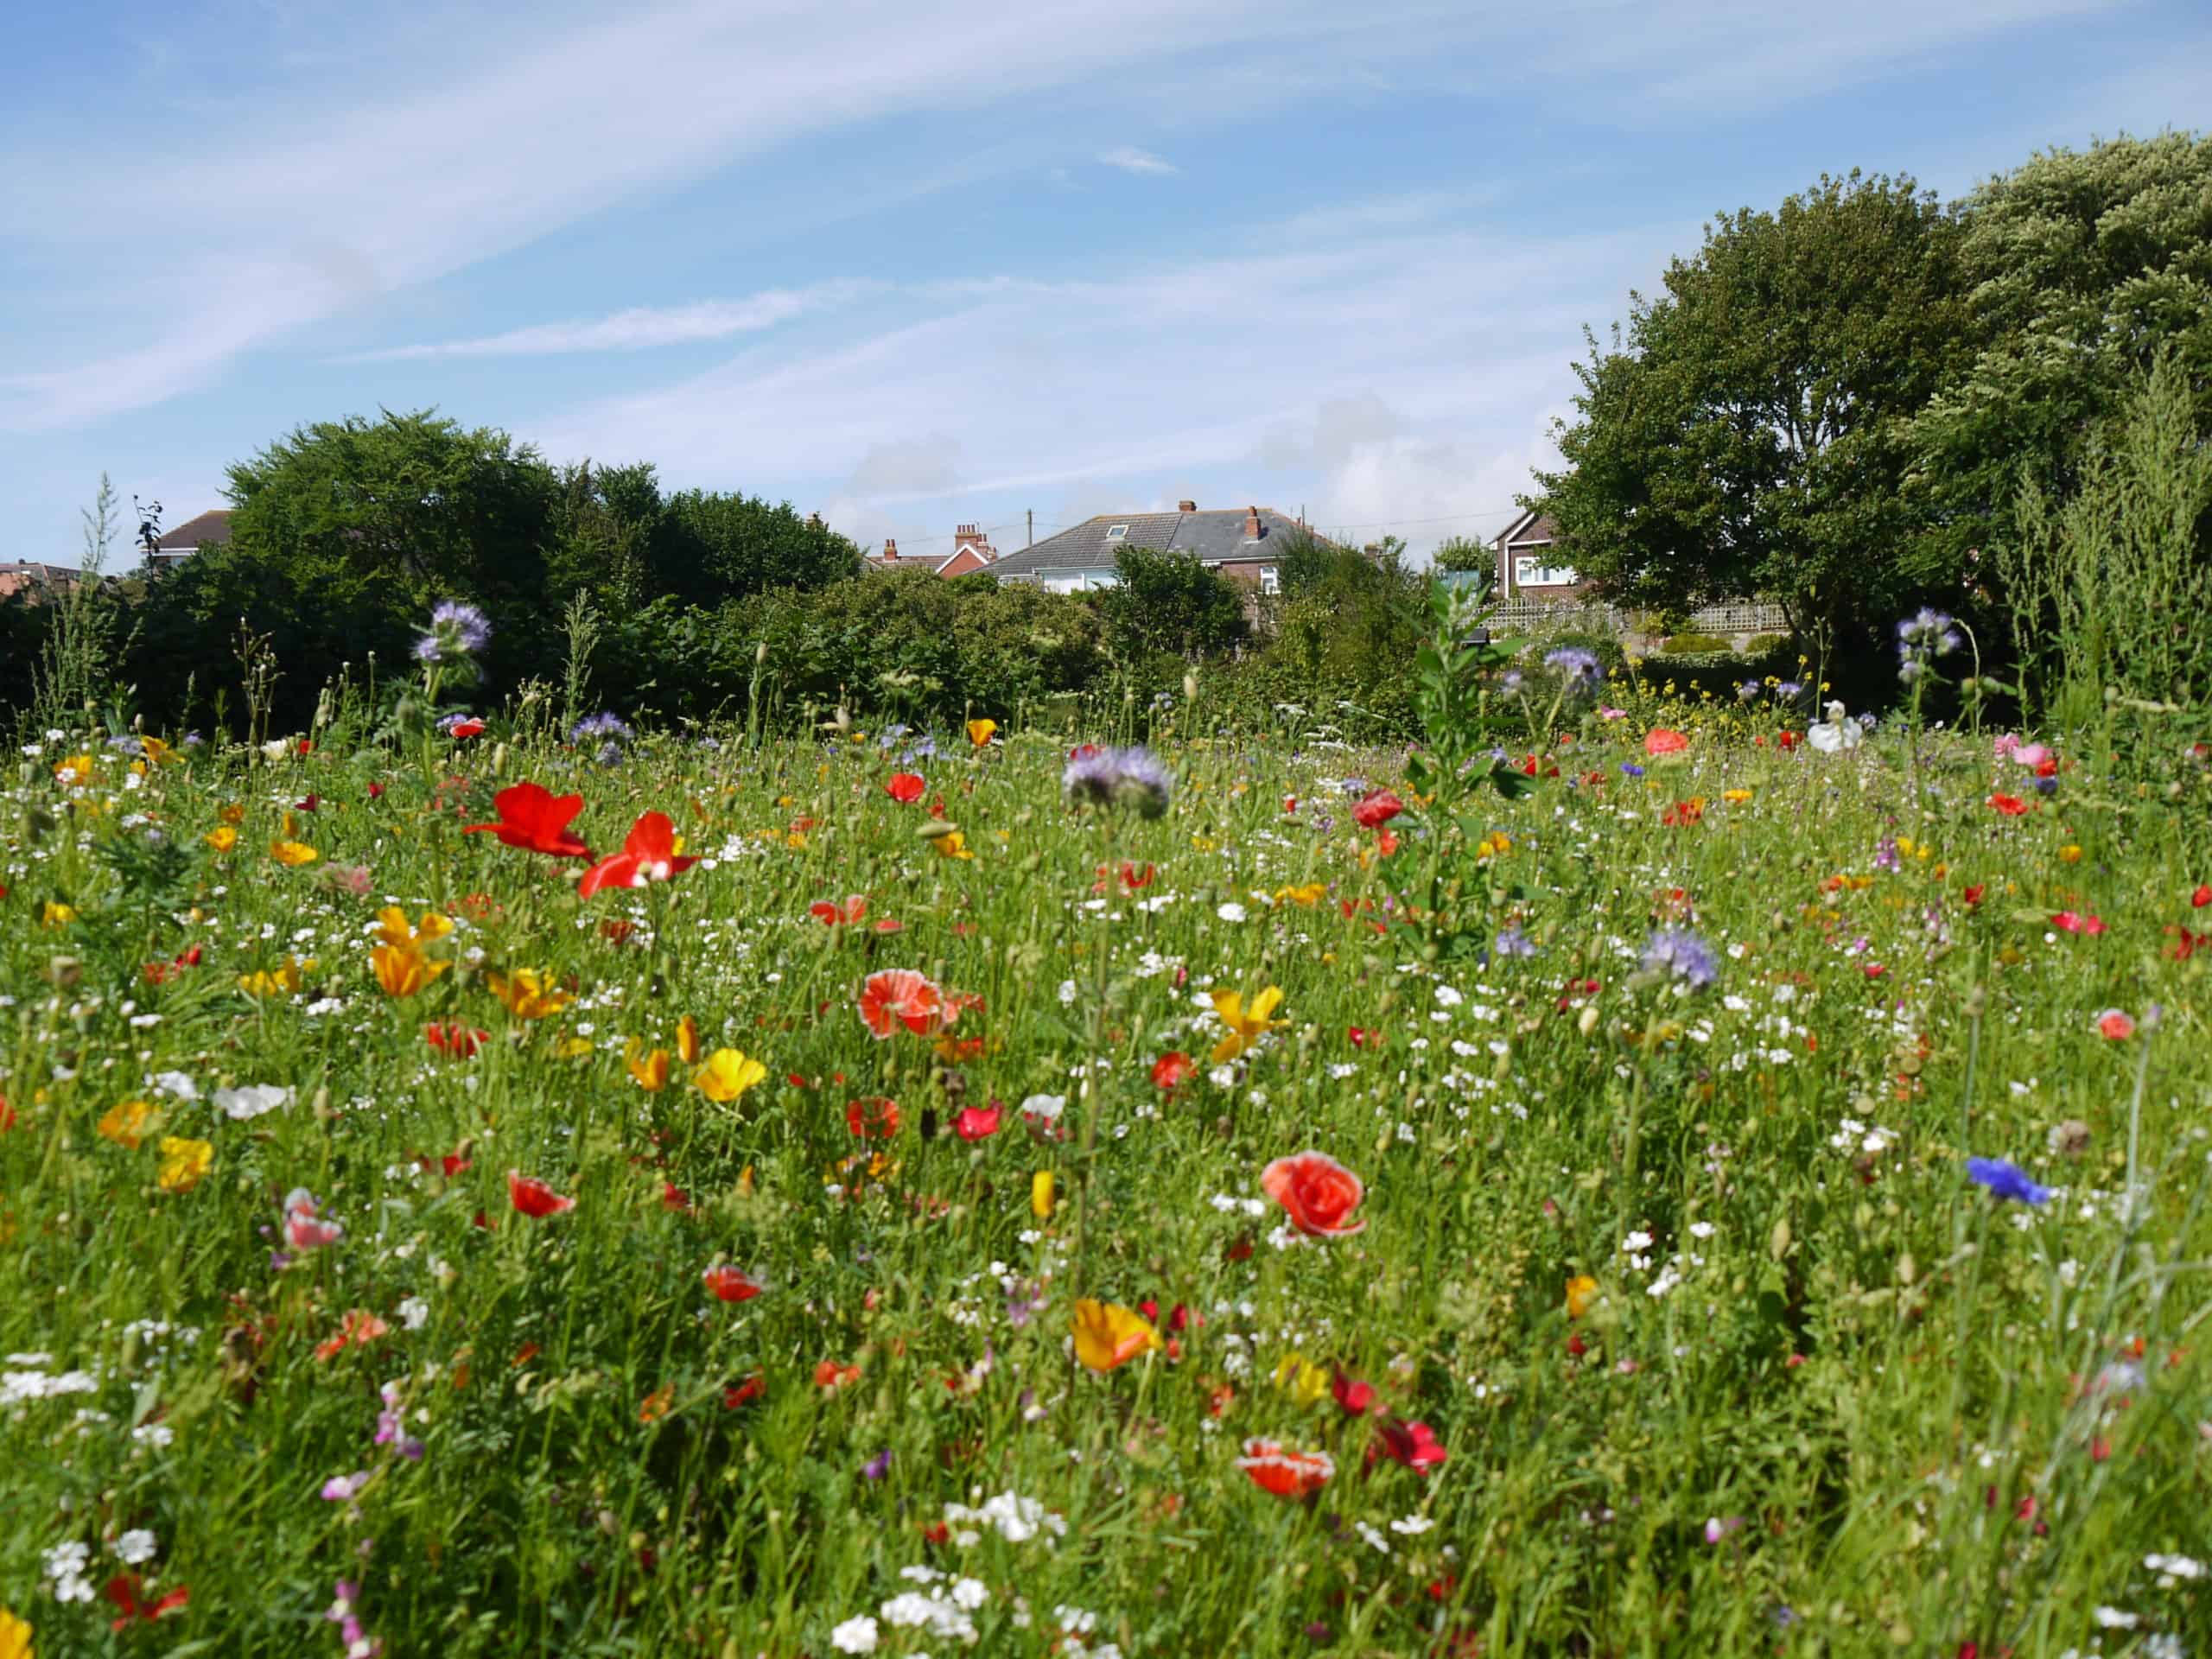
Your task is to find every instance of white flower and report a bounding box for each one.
[1020,1094,1066,1122]
[1623,1230,1654,1253]
[114,1528,159,1564]
[1216,902,1247,923]
[215,1084,293,1121]
[2092,1606,2139,1630]
[1433,984,1463,1007]
[830,1613,880,1653]
[2145,1551,2205,1581]
[150,1071,198,1100]
[397,1297,430,1331]
[1688,1221,1715,1239]
[1390,1515,1436,1535]
[1057,979,1077,1006]
[43,1540,91,1580]
[1207,1065,1237,1089]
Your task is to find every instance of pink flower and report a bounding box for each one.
[2095,1009,2135,1040]
[283,1187,344,1251]
[1992,733,2022,760]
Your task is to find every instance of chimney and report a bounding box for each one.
[1177,499,1197,512]
[1242,505,1262,539]
[955,523,982,550]
[882,537,898,560]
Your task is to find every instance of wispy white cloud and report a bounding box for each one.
[0,0,2135,435]
[1098,146,1179,175]
[331,283,869,362]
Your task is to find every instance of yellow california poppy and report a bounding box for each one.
[965,718,997,747]
[269,839,320,867]
[0,1606,32,1659]
[1273,1352,1330,1406]
[98,1099,164,1150]
[372,944,448,998]
[1031,1169,1054,1219]
[376,906,454,948]
[203,826,238,853]
[626,1042,671,1091]
[238,955,314,998]
[1566,1274,1599,1319]
[1071,1298,1161,1372]
[39,902,76,929]
[675,1015,702,1065]
[1210,986,1287,1065]
[52,753,94,785]
[486,969,572,1020]
[156,1136,213,1193]
[693,1047,766,1104]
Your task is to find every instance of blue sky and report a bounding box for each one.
[3,1,2206,568]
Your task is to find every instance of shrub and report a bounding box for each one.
[1662,631,1732,654]
[1743,632,1791,658]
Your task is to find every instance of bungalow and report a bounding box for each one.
[865,523,999,578]
[989,503,1306,594]
[1490,508,1582,601]
[0,561,79,601]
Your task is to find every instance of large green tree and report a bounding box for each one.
[1097,544,1249,661]
[1910,132,2212,569]
[1530,171,1969,645]
[648,489,860,606]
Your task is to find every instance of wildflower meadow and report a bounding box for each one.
[3,594,2209,1659]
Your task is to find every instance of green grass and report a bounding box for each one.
[2,709,2208,1657]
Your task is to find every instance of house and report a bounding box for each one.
[0,561,79,601]
[989,502,1306,594]
[151,508,234,563]
[1491,508,1582,600]
[864,523,1000,578]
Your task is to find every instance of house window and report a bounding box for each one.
[1515,555,1577,589]
[1105,524,1129,541]
[1259,567,1280,595]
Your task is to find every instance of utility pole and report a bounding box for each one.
[1027,509,1033,549]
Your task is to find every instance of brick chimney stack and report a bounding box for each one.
[881,538,898,560]
[1178,499,1197,512]
[955,524,982,549]
[1242,505,1262,538]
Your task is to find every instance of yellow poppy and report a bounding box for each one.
[1031,1169,1055,1219]
[39,902,77,929]
[137,736,174,766]
[555,1035,594,1059]
[692,1047,766,1104]
[270,839,320,867]
[1722,788,1753,804]
[0,1606,30,1659]
[1273,1352,1329,1407]
[626,1042,671,1091]
[1566,1274,1599,1319]
[931,830,974,860]
[1272,883,1327,907]
[965,718,997,747]
[1210,986,1287,1065]
[219,803,245,823]
[486,969,572,1020]
[675,1015,702,1065]
[376,906,454,948]
[156,1136,213,1193]
[203,826,238,853]
[238,955,314,998]
[371,944,448,998]
[52,753,94,785]
[98,1099,164,1150]
[1071,1298,1161,1372]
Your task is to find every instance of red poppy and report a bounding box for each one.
[1332,1370,1377,1415]
[1151,1051,1196,1090]
[952,1103,1002,1141]
[662,1181,694,1213]
[1353,789,1404,829]
[723,1371,766,1409]
[507,1170,575,1218]
[424,1023,489,1058]
[367,782,385,798]
[178,945,203,966]
[2096,1009,2136,1040]
[703,1264,765,1302]
[1962,885,1986,906]
[857,969,944,1039]
[579,810,699,896]
[297,740,314,755]
[847,1096,901,1138]
[1777,729,1800,750]
[1236,1438,1334,1498]
[1069,743,1101,760]
[1119,861,1156,892]
[143,960,181,986]
[1282,796,1298,814]
[1986,793,2029,817]
[601,918,637,944]
[886,772,926,804]
[815,1358,862,1393]
[1661,799,1704,827]
[1261,1150,1367,1236]
[1374,829,1400,858]
[295,793,320,812]
[2193,884,2211,908]
[448,718,486,740]
[0,1096,12,1133]
[1368,1415,1448,1475]
[105,1573,189,1630]
[1644,728,1688,755]
[811,895,868,926]
[1347,1027,1376,1048]
[2051,911,2106,936]
[417,1147,471,1178]
[464,782,593,858]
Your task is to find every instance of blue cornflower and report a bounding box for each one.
[1641,927,1718,989]
[1967,1157,2051,1205]
[1621,761,1645,779]
[1493,925,1536,958]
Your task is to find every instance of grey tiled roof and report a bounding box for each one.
[990,508,1311,578]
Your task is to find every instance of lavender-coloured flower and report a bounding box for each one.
[1493,925,1536,958]
[1062,746,1172,819]
[569,712,634,745]
[415,600,492,664]
[1736,680,1763,702]
[1640,927,1718,990]
[1873,836,1899,871]
[861,1447,893,1481]
[1544,646,1603,697]
[374,1382,424,1461]
[1896,607,1961,683]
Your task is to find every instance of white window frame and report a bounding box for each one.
[1105,524,1129,541]
[1258,567,1281,595]
[1515,554,1577,589]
